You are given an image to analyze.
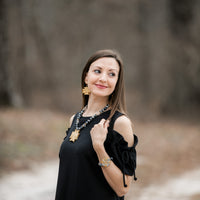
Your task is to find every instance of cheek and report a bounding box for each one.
[110,78,118,89]
[87,73,96,83]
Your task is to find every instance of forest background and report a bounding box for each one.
[0,0,200,200]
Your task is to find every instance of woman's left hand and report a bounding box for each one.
[90,119,109,151]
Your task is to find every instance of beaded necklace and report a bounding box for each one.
[69,104,109,142]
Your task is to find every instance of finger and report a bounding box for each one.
[104,120,110,128]
[90,127,94,132]
[99,119,106,125]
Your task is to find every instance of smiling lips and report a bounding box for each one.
[95,84,108,89]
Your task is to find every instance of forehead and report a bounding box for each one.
[90,57,120,71]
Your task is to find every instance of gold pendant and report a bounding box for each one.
[69,129,80,142]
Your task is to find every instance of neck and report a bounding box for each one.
[84,95,109,116]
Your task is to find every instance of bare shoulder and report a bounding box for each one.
[113,115,134,147]
[69,114,75,127]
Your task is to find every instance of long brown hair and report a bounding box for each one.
[81,49,126,120]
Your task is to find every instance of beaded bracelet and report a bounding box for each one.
[98,157,113,167]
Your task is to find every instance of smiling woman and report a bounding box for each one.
[81,50,126,120]
[55,49,138,200]
[85,57,119,100]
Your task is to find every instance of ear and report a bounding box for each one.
[84,73,88,85]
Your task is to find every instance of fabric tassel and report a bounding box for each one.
[122,165,127,187]
[133,170,137,181]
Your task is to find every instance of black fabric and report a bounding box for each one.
[105,111,138,187]
[55,110,138,200]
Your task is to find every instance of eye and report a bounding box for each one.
[94,69,101,74]
[109,72,116,77]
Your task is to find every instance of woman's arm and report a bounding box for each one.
[90,116,134,197]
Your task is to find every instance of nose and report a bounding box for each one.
[99,72,107,82]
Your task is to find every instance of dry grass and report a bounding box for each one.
[0,107,200,188]
[190,194,200,200]
[0,108,68,175]
[134,117,200,187]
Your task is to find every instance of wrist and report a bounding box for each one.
[93,142,105,153]
[98,157,113,167]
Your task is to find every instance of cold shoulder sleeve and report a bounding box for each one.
[105,130,138,187]
[63,113,78,140]
[63,128,70,140]
[104,111,138,187]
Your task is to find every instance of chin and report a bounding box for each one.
[91,91,111,98]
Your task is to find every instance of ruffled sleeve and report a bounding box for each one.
[104,130,138,187]
[63,128,70,140]
[63,113,78,140]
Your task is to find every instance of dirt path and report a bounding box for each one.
[0,160,59,200]
[0,160,200,200]
[134,168,200,200]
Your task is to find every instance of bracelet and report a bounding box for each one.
[98,157,113,167]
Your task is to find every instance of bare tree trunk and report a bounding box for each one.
[0,0,26,107]
[28,8,55,89]
[166,0,200,112]
[0,0,12,106]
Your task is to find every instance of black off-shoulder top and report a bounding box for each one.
[55,110,138,200]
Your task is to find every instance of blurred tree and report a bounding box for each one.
[164,0,200,113]
[0,0,24,107]
[1,0,200,116]
[0,0,10,106]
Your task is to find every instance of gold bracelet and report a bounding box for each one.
[98,157,113,167]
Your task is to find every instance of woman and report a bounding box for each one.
[55,49,138,200]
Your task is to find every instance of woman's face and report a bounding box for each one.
[85,57,120,99]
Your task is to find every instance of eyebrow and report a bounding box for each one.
[91,66,119,72]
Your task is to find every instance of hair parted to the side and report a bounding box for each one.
[81,49,126,120]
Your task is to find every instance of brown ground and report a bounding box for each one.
[0,108,200,197]
[0,108,67,175]
[134,116,200,186]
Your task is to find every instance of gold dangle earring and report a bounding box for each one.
[82,85,90,95]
